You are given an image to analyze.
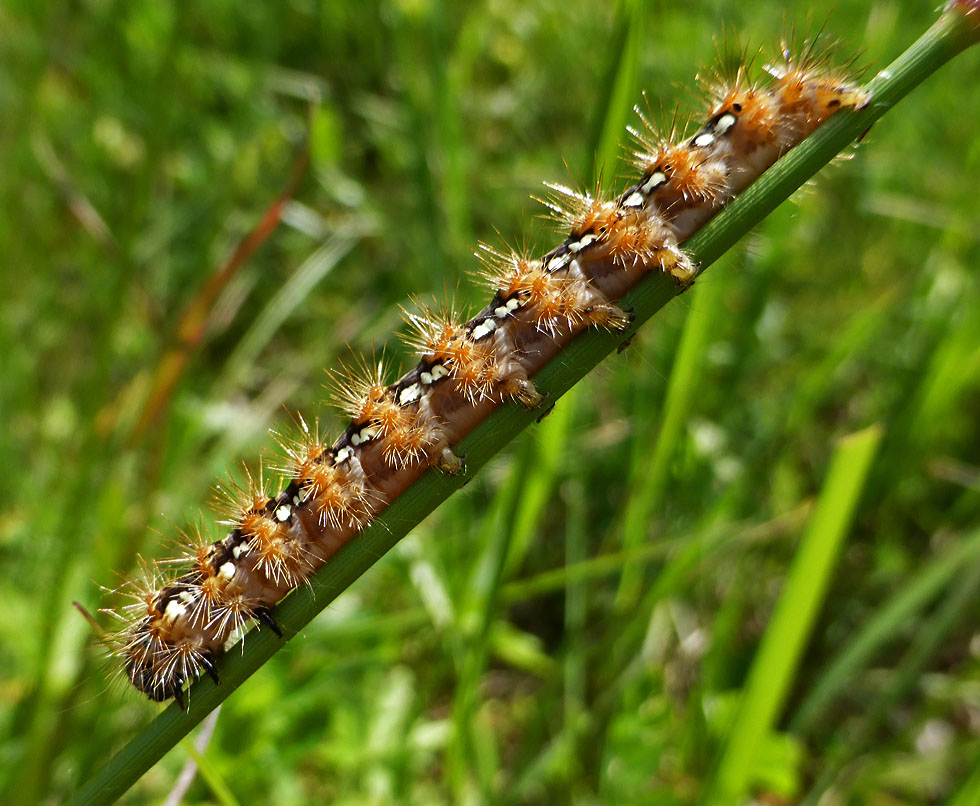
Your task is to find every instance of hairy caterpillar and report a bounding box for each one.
[104,34,872,710]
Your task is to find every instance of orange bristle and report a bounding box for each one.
[475,244,541,299]
[382,417,437,466]
[302,459,373,530]
[540,183,615,237]
[402,299,466,361]
[648,143,728,207]
[329,355,393,424]
[204,592,255,641]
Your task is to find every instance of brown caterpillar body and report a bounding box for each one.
[106,36,870,707]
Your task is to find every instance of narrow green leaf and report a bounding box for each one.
[703,425,883,805]
[791,528,980,734]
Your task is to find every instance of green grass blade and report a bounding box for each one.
[217,229,366,394]
[802,557,980,804]
[703,425,883,805]
[504,386,578,575]
[790,527,980,734]
[949,741,980,806]
[616,259,728,608]
[590,0,648,184]
[177,736,241,806]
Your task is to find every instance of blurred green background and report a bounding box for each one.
[3,0,980,803]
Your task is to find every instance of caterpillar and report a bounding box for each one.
[104,33,871,710]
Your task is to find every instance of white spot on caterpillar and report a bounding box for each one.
[164,600,186,622]
[431,363,449,380]
[623,192,645,208]
[178,590,197,605]
[359,425,379,443]
[494,305,510,318]
[715,113,737,134]
[219,561,237,580]
[568,233,598,253]
[643,172,667,193]
[350,432,362,446]
[399,383,421,405]
[232,543,248,559]
[420,371,433,385]
[275,504,291,522]
[505,297,521,311]
[336,446,353,464]
[472,319,496,341]
[548,253,570,270]
[694,132,715,148]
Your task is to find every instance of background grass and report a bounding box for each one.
[3,0,980,803]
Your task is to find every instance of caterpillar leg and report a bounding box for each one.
[436,447,466,475]
[582,301,633,331]
[670,264,699,288]
[500,377,545,409]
